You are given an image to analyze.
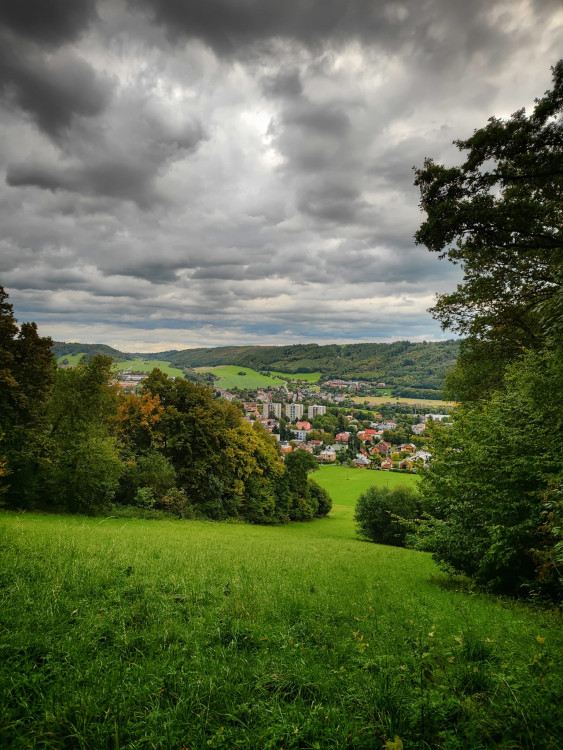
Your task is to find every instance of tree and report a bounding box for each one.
[47,356,123,513]
[414,63,563,598]
[355,484,421,547]
[414,61,562,400]
[418,351,562,597]
[0,287,55,506]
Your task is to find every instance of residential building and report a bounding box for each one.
[285,403,304,421]
[263,402,282,419]
[307,404,326,419]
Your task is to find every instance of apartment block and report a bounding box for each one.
[263,402,282,419]
[307,404,326,419]
[285,403,304,422]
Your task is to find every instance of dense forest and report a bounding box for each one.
[53,339,460,394]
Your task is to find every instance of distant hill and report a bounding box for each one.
[52,340,459,397]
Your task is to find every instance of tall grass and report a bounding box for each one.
[1,503,561,749]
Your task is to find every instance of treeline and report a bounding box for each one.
[1,290,331,523]
[406,63,562,600]
[52,339,459,393]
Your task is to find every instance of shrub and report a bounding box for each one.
[354,484,421,547]
[159,487,197,518]
[308,478,332,517]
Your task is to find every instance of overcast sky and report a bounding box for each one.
[0,0,561,351]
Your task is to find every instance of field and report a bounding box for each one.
[2,470,562,749]
[114,358,185,379]
[269,371,322,383]
[194,365,287,389]
[315,465,419,506]
[56,353,86,366]
[350,395,455,408]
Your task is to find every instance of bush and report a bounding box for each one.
[160,487,198,518]
[354,484,421,547]
[308,478,332,517]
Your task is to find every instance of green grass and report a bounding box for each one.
[56,353,86,366]
[194,365,287,389]
[114,358,185,379]
[1,496,561,748]
[314,465,419,506]
[269,371,322,383]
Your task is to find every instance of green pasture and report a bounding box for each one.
[114,358,185,379]
[269,370,322,383]
[1,484,561,749]
[56,353,86,366]
[315,465,419,506]
[194,365,286,389]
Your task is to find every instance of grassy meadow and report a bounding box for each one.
[1,470,561,749]
[269,371,322,384]
[194,365,287,389]
[115,359,185,379]
[57,353,86,367]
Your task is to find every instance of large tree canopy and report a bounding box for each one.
[414,60,562,390]
[415,64,563,598]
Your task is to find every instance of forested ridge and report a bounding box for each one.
[53,339,460,393]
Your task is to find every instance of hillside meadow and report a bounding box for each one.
[194,365,287,389]
[114,359,185,379]
[1,469,561,749]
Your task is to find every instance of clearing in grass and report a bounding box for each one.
[1,498,560,749]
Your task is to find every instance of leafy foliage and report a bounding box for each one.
[415,60,562,400]
[414,63,563,598]
[354,484,421,547]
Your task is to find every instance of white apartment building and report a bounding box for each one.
[307,404,326,419]
[263,402,282,418]
[285,403,304,422]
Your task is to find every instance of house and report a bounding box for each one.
[329,443,347,454]
[279,442,293,455]
[296,442,314,453]
[296,421,312,431]
[318,448,336,462]
[380,458,394,470]
[308,440,323,448]
[335,432,350,442]
[411,423,427,435]
[291,429,307,442]
[397,443,417,454]
[352,456,370,467]
[371,441,391,456]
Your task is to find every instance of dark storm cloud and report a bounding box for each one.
[6,159,158,207]
[261,70,303,99]
[1,0,560,348]
[135,0,498,58]
[0,45,112,136]
[0,0,98,46]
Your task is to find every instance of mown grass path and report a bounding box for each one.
[1,474,561,749]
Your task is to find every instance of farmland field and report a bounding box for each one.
[1,475,561,749]
[114,358,185,378]
[194,365,287,389]
[350,395,455,408]
[268,370,322,383]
